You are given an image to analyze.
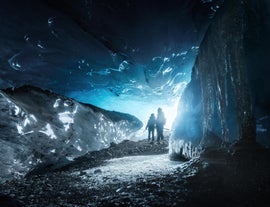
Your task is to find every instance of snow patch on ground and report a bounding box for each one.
[74,154,183,187]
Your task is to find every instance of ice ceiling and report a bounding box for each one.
[0,0,222,126]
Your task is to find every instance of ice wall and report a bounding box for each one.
[170,0,270,159]
[0,85,142,182]
[0,0,217,129]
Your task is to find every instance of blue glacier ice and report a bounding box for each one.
[0,0,220,126]
[0,86,142,182]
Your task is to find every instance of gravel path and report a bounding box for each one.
[1,139,270,207]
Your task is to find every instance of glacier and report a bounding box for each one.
[170,0,270,159]
[0,0,222,128]
[0,85,142,182]
[1,0,270,206]
[0,0,269,166]
[0,0,222,185]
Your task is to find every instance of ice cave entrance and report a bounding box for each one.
[69,88,181,131]
[67,56,193,134]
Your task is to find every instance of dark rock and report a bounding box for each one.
[94,169,102,174]
[0,194,24,207]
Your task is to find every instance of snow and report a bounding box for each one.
[76,154,183,186]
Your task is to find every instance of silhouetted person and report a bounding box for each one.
[146,113,156,142]
[156,108,166,143]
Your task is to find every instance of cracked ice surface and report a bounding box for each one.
[75,154,184,187]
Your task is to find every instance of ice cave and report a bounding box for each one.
[0,0,270,206]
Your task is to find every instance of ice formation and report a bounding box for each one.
[1,0,269,177]
[170,0,270,159]
[0,86,142,182]
[0,0,221,127]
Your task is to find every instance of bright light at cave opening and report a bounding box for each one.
[161,102,179,129]
[68,81,188,134]
[69,88,180,130]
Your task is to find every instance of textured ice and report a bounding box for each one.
[0,1,222,156]
[0,86,142,182]
[170,0,270,158]
[0,0,221,127]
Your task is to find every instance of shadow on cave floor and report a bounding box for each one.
[1,137,270,207]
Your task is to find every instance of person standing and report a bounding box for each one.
[145,113,156,142]
[156,108,166,143]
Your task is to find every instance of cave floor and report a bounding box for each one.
[1,138,270,207]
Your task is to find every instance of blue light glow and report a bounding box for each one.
[68,85,185,130]
[64,48,197,133]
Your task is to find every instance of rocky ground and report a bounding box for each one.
[1,138,270,207]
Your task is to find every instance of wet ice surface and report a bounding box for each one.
[74,154,183,186]
[0,86,143,182]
